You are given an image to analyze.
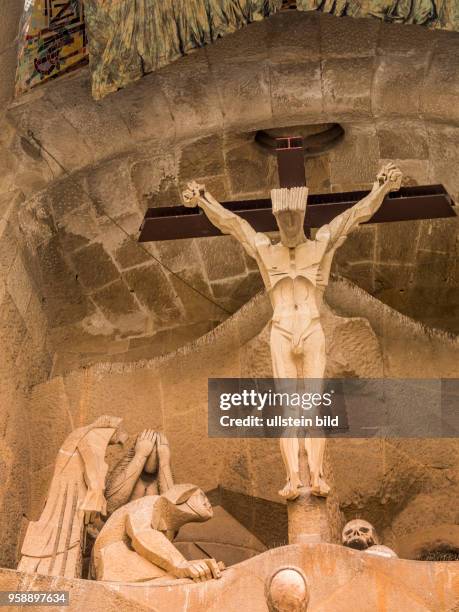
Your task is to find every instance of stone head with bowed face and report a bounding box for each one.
[159,484,213,530]
[271,187,309,248]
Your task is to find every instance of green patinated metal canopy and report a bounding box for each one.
[16,1,459,99]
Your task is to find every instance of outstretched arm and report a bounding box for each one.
[126,507,222,581]
[182,181,258,259]
[317,163,402,251]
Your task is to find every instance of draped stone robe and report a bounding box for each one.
[18,417,123,578]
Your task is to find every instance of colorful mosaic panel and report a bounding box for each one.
[16,0,88,96]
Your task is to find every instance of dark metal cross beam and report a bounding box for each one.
[139,185,456,242]
[138,136,456,243]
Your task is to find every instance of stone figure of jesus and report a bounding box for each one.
[182,163,402,500]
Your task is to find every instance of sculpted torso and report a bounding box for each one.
[255,234,332,339]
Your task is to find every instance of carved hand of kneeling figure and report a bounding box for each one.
[134,428,157,458]
[174,558,224,582]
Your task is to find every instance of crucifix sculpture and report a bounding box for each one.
[139,135,454,501]
[182,162,402,499]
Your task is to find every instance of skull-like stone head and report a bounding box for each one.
[342,519,379,550]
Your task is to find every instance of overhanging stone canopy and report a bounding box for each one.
[84,0,459,98]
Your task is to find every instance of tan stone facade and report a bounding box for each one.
[0,7,457,611]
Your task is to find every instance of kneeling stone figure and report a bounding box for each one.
[92,484,224,582]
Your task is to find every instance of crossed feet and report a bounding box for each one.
[278,472,330,500]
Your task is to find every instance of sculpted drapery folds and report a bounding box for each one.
[84,0,282,98]
[18,416,128,578]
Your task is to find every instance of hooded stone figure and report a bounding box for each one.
[18,416,128,578]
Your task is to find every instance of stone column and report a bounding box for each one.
[287,448,331,544]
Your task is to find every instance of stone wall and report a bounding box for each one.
[0,1,55,570]
[0,8,457,569]
[84,0,459,99]
[1,544,459,611]
[14,124,458,374]
[5,13,458,371]
[0,191,53,568]
[22,281,458,567]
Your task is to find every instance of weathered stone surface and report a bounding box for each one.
[87,158,139,218]
[71,242,119,291]
[377,120,429,160]
[334,225,376,265]
[157,54,223,139]
[376,221,420,264]
[6,253,32,318]
[113,238,151,270]
[130,153,181,210]
[418,218,457,253]
[56,206,100,253]
[415,250,451,285]
[267,11,321,62]
[0,219,18,280]
[225,137,277,195]
[421,45,459,124]
[320,11,380,58]
[211,272,264,311]
[0,291,27,365]
[270,61,323,124]
[322,57,374,117]
[48,175,91,221]
[37,237,95,327]
[287,489,330,544]
[334,261,376,294]
[210,59,272,132]
[427,125,459,200]
[123,263,182,324]
[153,239,200,273]
[0,188,53,567]
[373,55,427,117]
[179,135,225,182]
[330,124,379,184]
[198,235,247,282]
[92,279,149,336]
[305,155,331,193]
[373,263,414,297]
[169,267,223,324]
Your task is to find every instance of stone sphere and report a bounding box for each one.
[266,567,309,612]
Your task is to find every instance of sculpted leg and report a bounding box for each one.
[271,326,303,500]
[301,325,330,498]
[279,438,302,500]
[304,438,329,497]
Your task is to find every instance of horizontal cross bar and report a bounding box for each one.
[138,185,456,242]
